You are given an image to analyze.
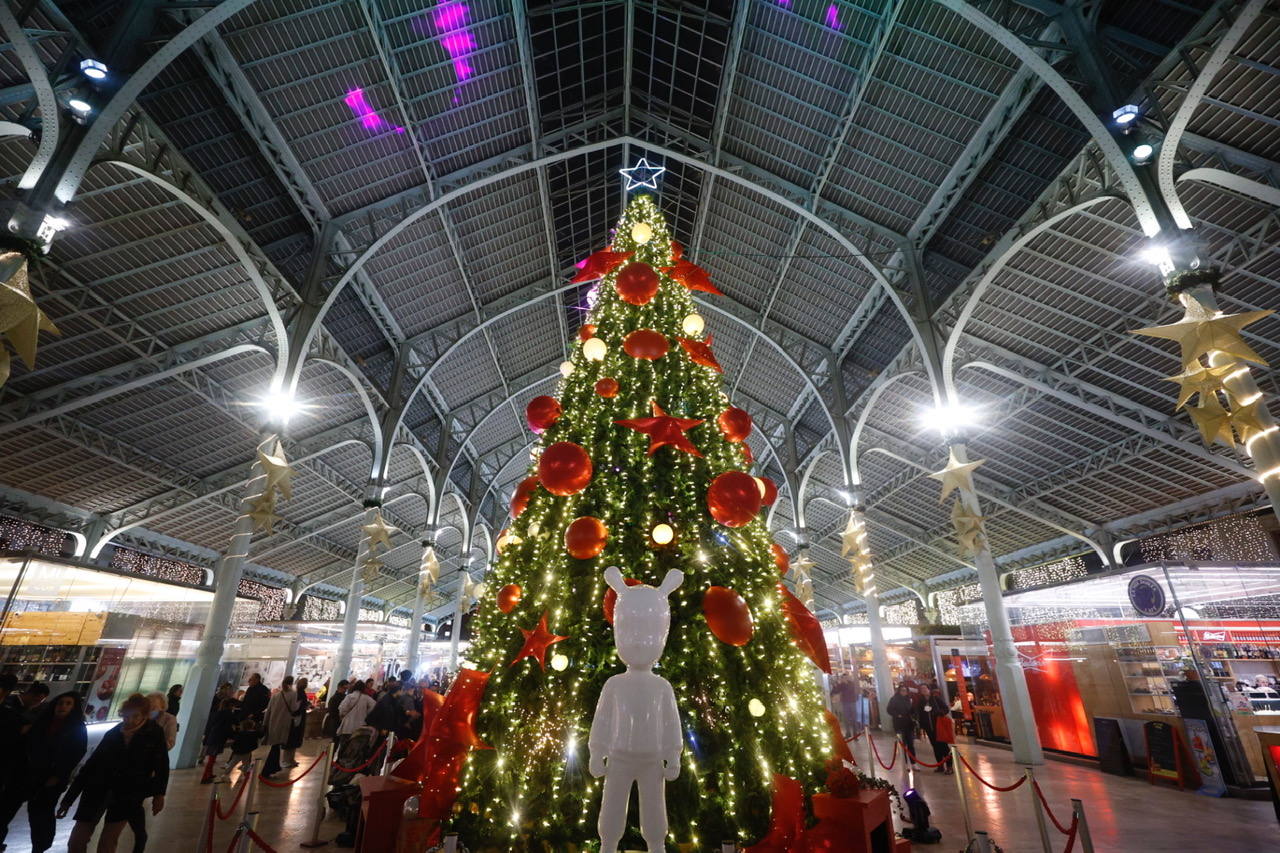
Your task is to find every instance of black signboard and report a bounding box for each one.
[1093,717,1133,776]
[1145,720,1179,782]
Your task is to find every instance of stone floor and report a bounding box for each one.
[1,733,1274,852]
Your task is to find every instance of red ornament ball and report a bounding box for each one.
[525,395,561,434]
[772,543,790,575]
[623,329,668,360]
[538,442,592,496]
[595,377,619,398]
[578,323,596,342]
[615,262,660,306]
[497,584,522,614]
[717,407,752,442]
[603,576,645,624]
[758,476,778,506]
[703,586,754,646]
[510,475,538,518]
[707,470,762,528]
[565,516,608,559]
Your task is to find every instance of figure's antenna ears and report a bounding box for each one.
[604,566,627,594]
[657,569,684,596]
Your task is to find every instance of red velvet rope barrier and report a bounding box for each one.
[214,774,250,820]
[955,752,1027,792]
[225,828,243,853]
[869,735,899,770]
[901,740,950,769]
[257,751,326,788]
[331,739,387,774]
[1061,814,1081,853]
[205,797,215,853]
[244,826,280,853]
[844,730,864,742]
[1032,781,1074,835]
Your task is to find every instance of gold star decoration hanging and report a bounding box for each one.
[419,546,440,597]
[1187,392,1235,448]
[257,443,294,502]
[840,513,864,558]
[461,573,487,604]
[1163,362,1238,410]
[0,251,60,382]
[1130,304,1272,372]
[246,493,281,533]
[951,501,987,556]
[361,557,384,586]
[361,510,397,552]
[1229,397,1272,444]
[930,449,984,504]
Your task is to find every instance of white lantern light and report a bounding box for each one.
[550,653,569,672]
[559,360,574,377]
[582,337,607,362]
[651,523,674,545]
[681,313,705,337]
[630,222,654,244]
[748,698,766,717]
[754,477,767,499]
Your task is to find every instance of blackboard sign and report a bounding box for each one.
[1093,717,1133,776]
[1145,720,1179,782]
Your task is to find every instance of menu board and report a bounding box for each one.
[1145,720,1180,781]
[1093,717,1133,776]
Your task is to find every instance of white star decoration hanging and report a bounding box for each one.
[619,157,666,191]
[361,511,397,552]
[930,448,984,504]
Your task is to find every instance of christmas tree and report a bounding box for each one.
[451,192,835,849]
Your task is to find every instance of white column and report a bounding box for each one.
[283,634,301,676]
[405,541,430,674]
[864,588,895,731]
[174,434,274,768]
[952,443,1043,765]
[332,505,377,685]
[448,576,466,671]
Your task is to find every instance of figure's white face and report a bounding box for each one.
[614,585,671,669]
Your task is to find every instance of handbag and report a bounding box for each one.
[935,713,956,744]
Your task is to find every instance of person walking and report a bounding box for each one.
[336,681,375,753]
[164,685,182,717]
[923,688,954,773]
[323,679,349,741]
[261,676,298,777]
[886,684,917,754]
[284,678,311,768]
[58,693,168,853]
[224,716,262,778]
[241,673,270,722]
[201,697,237,784]
[0,692,88,853]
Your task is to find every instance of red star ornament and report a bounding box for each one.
[615,400,704,456]
[662,259,723,296]
[679,336,723,373]
[571,248,633,283]
[511,612,569,670]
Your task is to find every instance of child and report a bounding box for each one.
[224,716,262,778]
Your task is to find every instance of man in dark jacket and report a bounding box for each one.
[241,672,271,721]
[886,684,917,752]
[323,679,349,740]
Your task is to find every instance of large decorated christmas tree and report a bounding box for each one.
[450,190,836,849]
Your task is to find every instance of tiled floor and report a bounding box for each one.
[1,733,1274,851]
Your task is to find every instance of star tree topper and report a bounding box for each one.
[615,400,704,456]
[511,611,568,671]
[619,157,665,191]
[930,448,984,504]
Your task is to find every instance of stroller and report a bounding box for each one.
[327,727,380,847]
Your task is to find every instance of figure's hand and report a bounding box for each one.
[56,802,70,819]
[663,756,680,781]
[589,755,606,778]
[152,796,166,816]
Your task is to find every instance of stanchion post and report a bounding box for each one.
[301,743,336,848]
[237,758,260,853]
[382,732,397,775]
[1026,768,1052,853]
[950,745,973,844]
[972,830,992,853]
[866,733,876,780]
[198,778,220,853]
[1071,798,1094,853]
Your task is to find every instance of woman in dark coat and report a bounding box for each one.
[284,677,311,766]
[0,692,88,852]
[59,693,168,853]
[201,698,237,784]
[918,688,952,773]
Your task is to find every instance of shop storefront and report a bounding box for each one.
[960,561,1280,784]
[1,551,257,722]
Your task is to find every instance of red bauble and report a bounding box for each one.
[565,516,608,559]
[707,470,761,527]
[778,582,832,673]
[525,395,561,434]
[603,576,644,624]
[595,377,619,398]
[578,323,596,342]
[615,262,660,305]
[538,442,592,496]
[497,584,522,614]
[772,543,790,575]
[718,406,752,442]
[510,475,538,518]
[758,476,778,506]
[623,329,668,360]
[702,586,754,646]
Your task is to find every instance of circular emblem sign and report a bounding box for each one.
[1128,574,1166,617]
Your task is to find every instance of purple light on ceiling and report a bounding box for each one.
[432,1,476,83]
[824,4,843,28]
[343,88,405,134]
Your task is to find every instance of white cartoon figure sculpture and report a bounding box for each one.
[589,566,684,853]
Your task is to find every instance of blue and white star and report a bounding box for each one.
[619,157,666,190]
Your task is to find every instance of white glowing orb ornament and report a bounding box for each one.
[681,313,704,337]
[651,523,674,545]
[748,698,766,717]
[630,222,654,244]
[559,360,575,377]
[583,337,607,362]
[551,652,569,672]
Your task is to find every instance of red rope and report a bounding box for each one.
[244,826,280,853]
[214,774,250,820]
[205,796,215,853]
[1061,813,1081,853]
[869,735,899,770]
[331,739,387,773]
[901,741,949,768]
[955,752,1027,792]
[1032,780,1074,835]
[225,828,243,853]
[844,730,864,742]
[257,751,326,788]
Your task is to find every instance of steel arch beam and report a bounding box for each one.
[848,368,922,486]
[0,4,56,190]
[1179,167,1280,209]
[312,357,384,476]
[1157,0,1269,229]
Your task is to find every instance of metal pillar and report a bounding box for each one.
[952,442,1043,765]
[863,585,895,730]
[174,433,275,768]
[405,541,432,674]
[333,500,378,684]
[448,575,466,671]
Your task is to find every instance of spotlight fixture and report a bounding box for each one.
[1139,242,1173,270]
[1131,142,1155,164]
[67,97,92,115]
[260,388,303,424]
[918,402,980,435]
[833,487,856,507]
[79,58,108,80]
[1111,104,1140,126]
